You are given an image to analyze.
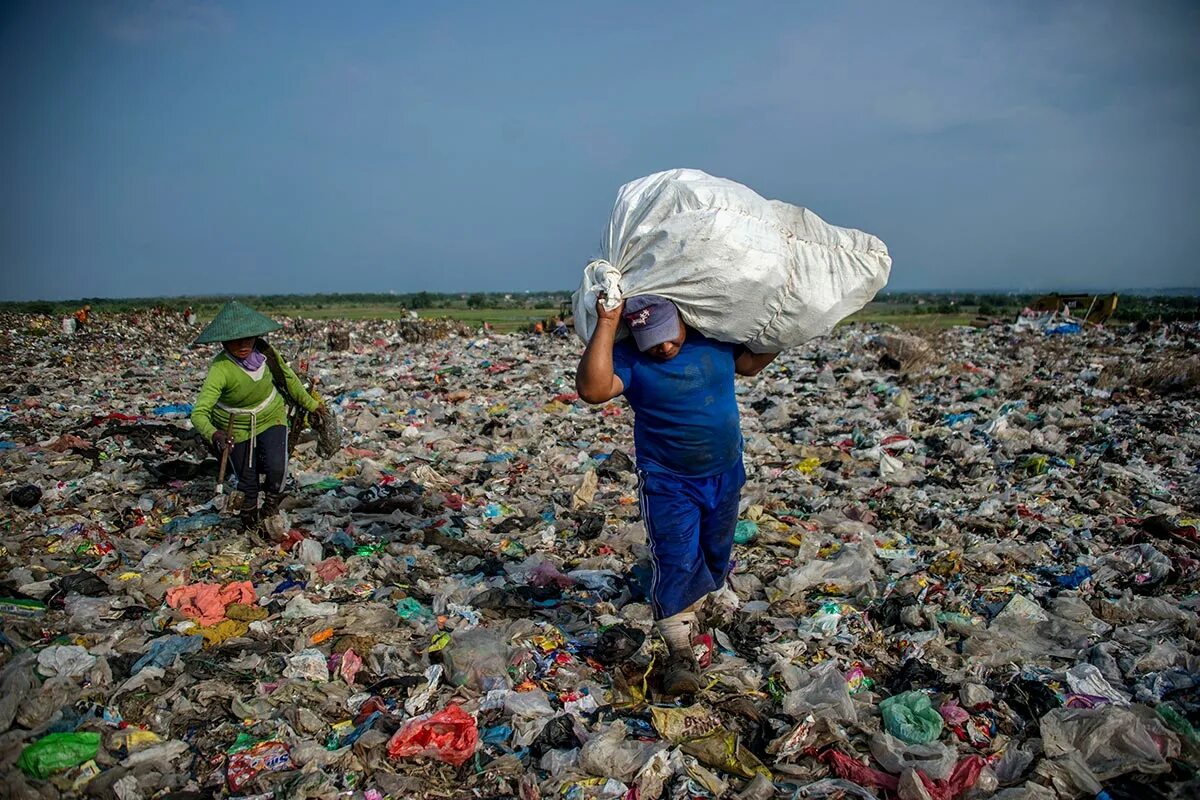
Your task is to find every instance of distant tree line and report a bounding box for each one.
[2,290,1197,322]
[873,292,1200,322]
[0,291,574,316]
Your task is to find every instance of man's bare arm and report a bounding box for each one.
[735,348,778,377]
[576,298,626,403]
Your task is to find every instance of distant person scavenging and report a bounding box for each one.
[575,294,777,695]
[190,301,328,535]
[73,304,91,332]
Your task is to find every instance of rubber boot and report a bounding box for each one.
[239,507,260,533]
[260,492,285,518]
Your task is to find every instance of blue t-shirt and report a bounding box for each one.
[612,330,741,477]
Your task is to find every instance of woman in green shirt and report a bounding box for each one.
[191,301,323,532]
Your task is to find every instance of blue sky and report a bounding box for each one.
[1,1,1197,300]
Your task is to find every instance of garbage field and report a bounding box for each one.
[1,312,1198,799]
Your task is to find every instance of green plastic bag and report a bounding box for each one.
[880,691,944,744]
[733,520,758,544]
[1157,704,1199,748]
[396,597,432,620]
[17,732,101,779]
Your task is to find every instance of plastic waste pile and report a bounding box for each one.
[1,311,1198,799]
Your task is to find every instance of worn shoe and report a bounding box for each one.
[260,492,285,517]
[661,649,701,696]
[239,508,260,532]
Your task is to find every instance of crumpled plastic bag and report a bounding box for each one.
[1065,663,1129,705]
[870,732,957,780]
[443,628,511,691]
[792,779,882,800]
[1040,705,1173,780]
[282,595,338,619]
[579,722,664,783]
[681,730,772,781]
[387,703,479,767]
[782,661,857,722]
[312,405,342,458]
[131,635,203,674]
[36,644,96,679]
[0,653,39,730]
[770,542,879,602]
[505,688,555,720]
[283,649,330,682]
[880,691,945,744]
[650,705,724,743]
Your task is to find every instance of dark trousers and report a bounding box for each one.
[231,425,288,508]
[638,457,746,620]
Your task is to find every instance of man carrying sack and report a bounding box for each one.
[576,294,777,696]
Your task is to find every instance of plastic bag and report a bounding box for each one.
[1065,663,1129,705]
[283,649,330,682]
[992,740,1039,786]
[505,688,555,719]
[0,653,38,731]
[633,748,674,800]
[792,779,882,800]
[591,624,646,666]
[573,169,891,351]
[386,703,478,767]
[131,634,203,675]
[313,406,342,458]
[880,691,945,744]
[7,483,43,508]
[680,731,772,780]
[579,722,663,783]
[530,715,582,758]
[782,660,857,722]
[769,542,879,602]
[443,628,511,691]
[1040,705,1171,780]
[870,732,957,780]
[650,705,725,743]
[539,747,580,776]
[36,644,96,679]
[226,738,293,792]
[18,732,101,779]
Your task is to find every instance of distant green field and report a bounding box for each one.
[269,306,559,332]
[843,310,984,329]
[270,305,988,332]
[419,308,561,330]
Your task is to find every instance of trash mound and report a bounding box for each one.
[1,313,1198,799]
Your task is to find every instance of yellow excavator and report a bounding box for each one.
[1030,293,1119,324]
[530,300,574,334]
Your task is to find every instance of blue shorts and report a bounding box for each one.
[638,458,746,620]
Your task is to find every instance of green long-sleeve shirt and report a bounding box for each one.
[190,351,319,443]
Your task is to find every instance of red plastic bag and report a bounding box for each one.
[818,749,899,792]
[387,704,478,767]
[921,755,987,800]
[819,749,986,800]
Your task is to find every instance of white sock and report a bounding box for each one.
[656,611,697,655]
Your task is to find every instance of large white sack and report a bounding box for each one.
[572,169,892,352]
